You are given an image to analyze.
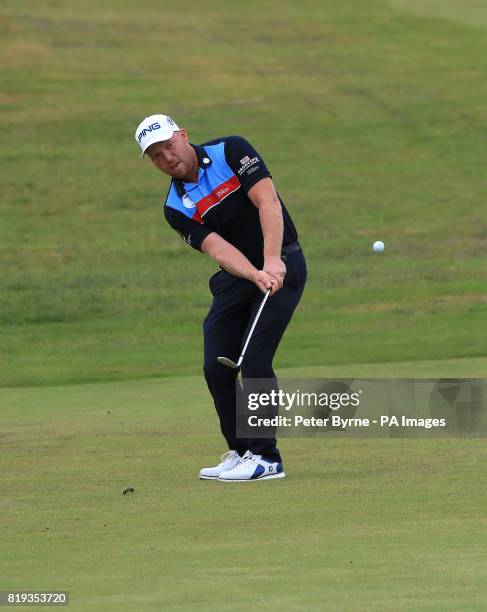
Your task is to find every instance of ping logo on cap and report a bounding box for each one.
[135,114,180,157]
[137,122,161,142]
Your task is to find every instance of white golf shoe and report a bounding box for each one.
[219,450,286,482]
[199,450,241,480]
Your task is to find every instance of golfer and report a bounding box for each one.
[135,114,307,481]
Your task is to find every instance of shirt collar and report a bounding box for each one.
[192,144,213,169]
[173,144,212,197]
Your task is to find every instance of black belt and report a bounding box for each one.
[281,241,301,257]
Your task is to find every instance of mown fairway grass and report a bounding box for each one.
[1,359,487,611]
[1,0,487,610]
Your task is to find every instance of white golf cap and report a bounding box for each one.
[135,114,180,158]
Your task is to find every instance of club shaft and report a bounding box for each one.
[238,290,271,364]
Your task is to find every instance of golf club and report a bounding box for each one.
[217,289,271,369]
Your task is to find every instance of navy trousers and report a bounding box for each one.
[203,248,307,462]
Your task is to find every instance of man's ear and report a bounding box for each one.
[179,128,189,142]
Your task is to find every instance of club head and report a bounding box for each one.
[217,356,240,369]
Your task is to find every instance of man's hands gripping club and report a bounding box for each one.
[201,234,286,295]
[253,257,286,294]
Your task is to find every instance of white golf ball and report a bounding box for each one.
[373,240,384,253]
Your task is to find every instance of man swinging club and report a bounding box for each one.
[135,114,307,481]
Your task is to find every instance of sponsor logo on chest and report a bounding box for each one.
[190,175,241,222]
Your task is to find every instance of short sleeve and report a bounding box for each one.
[224,136,271,193]
[164,205,214,252]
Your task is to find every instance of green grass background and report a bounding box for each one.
[2,360,487,611]
[1,0,486,387]
[1,0,487,610]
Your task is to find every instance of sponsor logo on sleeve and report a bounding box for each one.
[176,230,192,245]
[237,156,260,176]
